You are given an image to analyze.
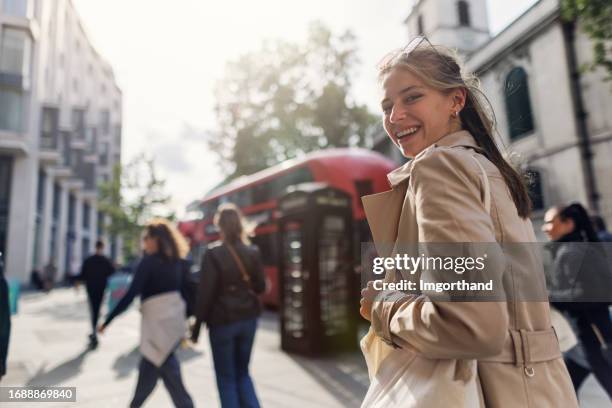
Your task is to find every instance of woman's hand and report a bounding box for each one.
[97,323,106,334]
[360,280,381,321]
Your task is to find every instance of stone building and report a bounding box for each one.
[374,0,612,234]
[0,0,122,282]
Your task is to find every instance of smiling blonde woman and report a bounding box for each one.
[358,38,577,407]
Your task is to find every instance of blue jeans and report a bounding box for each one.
[130,353,194,408]
[209,318,260,408]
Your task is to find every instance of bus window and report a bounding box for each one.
[270,167,314,197]
[202,199,219,218]
[251,232,279,267]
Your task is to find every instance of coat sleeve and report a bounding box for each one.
[104,258,147,327]
[370,148,509,359]
[194,249,221,325]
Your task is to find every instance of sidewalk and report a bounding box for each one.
[2,288,368,407]
[3,288,611,407]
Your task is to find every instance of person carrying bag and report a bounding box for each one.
[358,37,577,407]
[192,203,266,408]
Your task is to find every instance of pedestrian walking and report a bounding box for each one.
[543,203,612,399]
[98,219,194,408]
[358,36,577,407]
[42,259,57,292]
[0,252,10,383]
[191,203,265,408]
[75,240,115,348]
[591,215,612,242]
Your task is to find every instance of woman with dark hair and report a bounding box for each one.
[192,203,266,408]
[543,203,612,399]
[99,218,194,408]
[358,37,576,406]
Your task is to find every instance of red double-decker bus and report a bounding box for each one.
[179,148,396,307]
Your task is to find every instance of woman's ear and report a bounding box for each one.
[451,87,467,112]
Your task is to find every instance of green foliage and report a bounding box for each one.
[97,154,173,259]
[562,0,612,81]
[211,21,378,177]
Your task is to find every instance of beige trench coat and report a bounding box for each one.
[363,131,577,407]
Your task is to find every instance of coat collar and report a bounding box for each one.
[386,130,482,188]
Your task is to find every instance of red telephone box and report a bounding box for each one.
[277,183,358,355]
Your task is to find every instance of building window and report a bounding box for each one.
[36,170,45,212]
[100,110,110,135]
[417,15,424,35]
[0,27,31,77]
[40,107,59,149]
[71,108,85,139]
[2,0,32,18]
[83,202,90,229]
[68,193,76,229]
[0,156,12,258]
[457,1,470,27]
[526,169,544,211]
[0,87,23,132]
[504,67,534,140]
[0,28,30,132]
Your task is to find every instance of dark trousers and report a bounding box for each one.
[86,288,104,339]
[130,353,194,408]
[209,318,260,408]
[566,308,612,399]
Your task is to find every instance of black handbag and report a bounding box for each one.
[218,244,261,316]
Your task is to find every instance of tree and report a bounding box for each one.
[562,0,612,81]
[210,21,378,177]
[97,154,173,259]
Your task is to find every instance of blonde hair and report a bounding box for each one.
[143,218,189,261]
[378,40,532,218]
[214,203,253,245]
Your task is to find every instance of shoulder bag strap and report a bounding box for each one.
[225,243,251,285]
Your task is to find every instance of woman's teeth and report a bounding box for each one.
[396,127,419,139]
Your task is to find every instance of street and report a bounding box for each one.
[2,288,611,407]
[2,288,368,407]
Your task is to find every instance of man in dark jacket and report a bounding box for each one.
[76,241,115,348]
[0,252,10,382]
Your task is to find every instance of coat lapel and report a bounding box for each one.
[362,183,408,258]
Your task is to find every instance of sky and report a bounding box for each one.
[72,0,538,217]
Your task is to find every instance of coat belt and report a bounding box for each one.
[481,328,561,366]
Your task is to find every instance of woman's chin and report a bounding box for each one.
[399,145,420,159]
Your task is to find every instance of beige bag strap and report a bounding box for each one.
[225,243,251,285]
[471,154,491,215]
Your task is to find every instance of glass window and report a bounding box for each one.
[505,67,535,140]
[457,1,470,27]
[82,202,90,229]
[71,108,85,139]
[36,170,45,212]
[2,0,32,17]
[526,169,544,211]
[100,110,110,134]
[0,28,31,76]
[52,183,61,220]
[0,157,12,258]
[0,87,23,132]
[40,107,59,148]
